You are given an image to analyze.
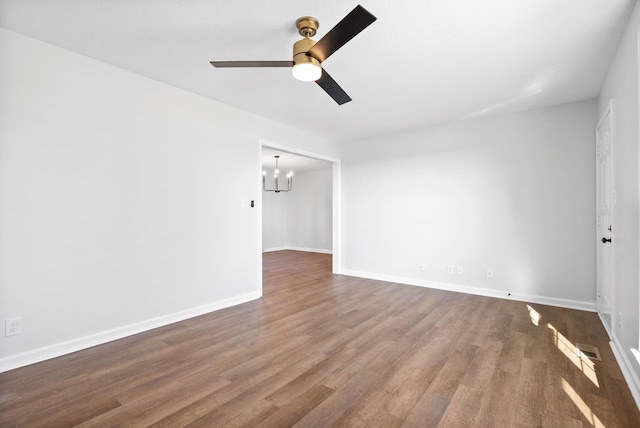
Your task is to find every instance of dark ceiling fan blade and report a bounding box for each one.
[316,68,351,105]
[306,5,376,63]
[210,61,293,68]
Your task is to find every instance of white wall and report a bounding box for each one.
[262,190,289,250]
[0,28,339,371]
[341,100,597,309]
[288,168,333,252]
[597,0,640,405]
[262,167,332,252]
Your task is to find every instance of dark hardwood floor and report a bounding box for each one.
[1,250,639,426]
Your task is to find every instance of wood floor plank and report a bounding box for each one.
[258,384,335,428]
[400,391,450,427]
[319,338,401,390]
[293,368,381,428]
[459,339,503,389]
[375,328,459,419]
[91,377,230,427]
[495,330,528,375]
[436,384,484,427]
[514,358,548,426]
[265,346,358,407]
[216,398,278,428]
[471,368,520,426]
[0,250,638,427]
[423,341,479,398]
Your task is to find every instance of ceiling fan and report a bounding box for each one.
[210,5,377,105]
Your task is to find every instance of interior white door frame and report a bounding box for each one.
[638,29,640,353]
[257,139,342,275]
[596,100,614,335]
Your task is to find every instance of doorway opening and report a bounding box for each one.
[258,141,341,293]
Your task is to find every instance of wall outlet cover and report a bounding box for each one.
[5,318,21,336]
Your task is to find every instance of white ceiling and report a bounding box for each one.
[0,0,636,143]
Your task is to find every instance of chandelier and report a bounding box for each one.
[263,155,293,193]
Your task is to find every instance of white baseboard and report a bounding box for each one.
[610,335,640,411]
[0,290,262,374]
[286,246,332,254]
[339,269,596,312]
[263,246,332,254]
[598,312,613,339]
[262,246,288,253]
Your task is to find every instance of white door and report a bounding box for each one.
[596,103,613,329]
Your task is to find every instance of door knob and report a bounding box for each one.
[601,237,612,243]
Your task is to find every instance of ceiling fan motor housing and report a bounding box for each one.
[293,37,319,68]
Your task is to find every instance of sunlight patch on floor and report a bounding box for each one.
[562,378,606,427]
[526,304,541,326]
[548,323,599,387]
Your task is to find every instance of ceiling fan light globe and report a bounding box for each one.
[292,63,322,82]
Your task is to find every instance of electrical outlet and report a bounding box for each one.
[5,318,21,337]
[419,263,425,272]
[486,268,494,278]
[456,266,464,275]
[447,265,455,275]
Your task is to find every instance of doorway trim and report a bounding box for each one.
[258,139,341,281]
[596,100,614,336]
